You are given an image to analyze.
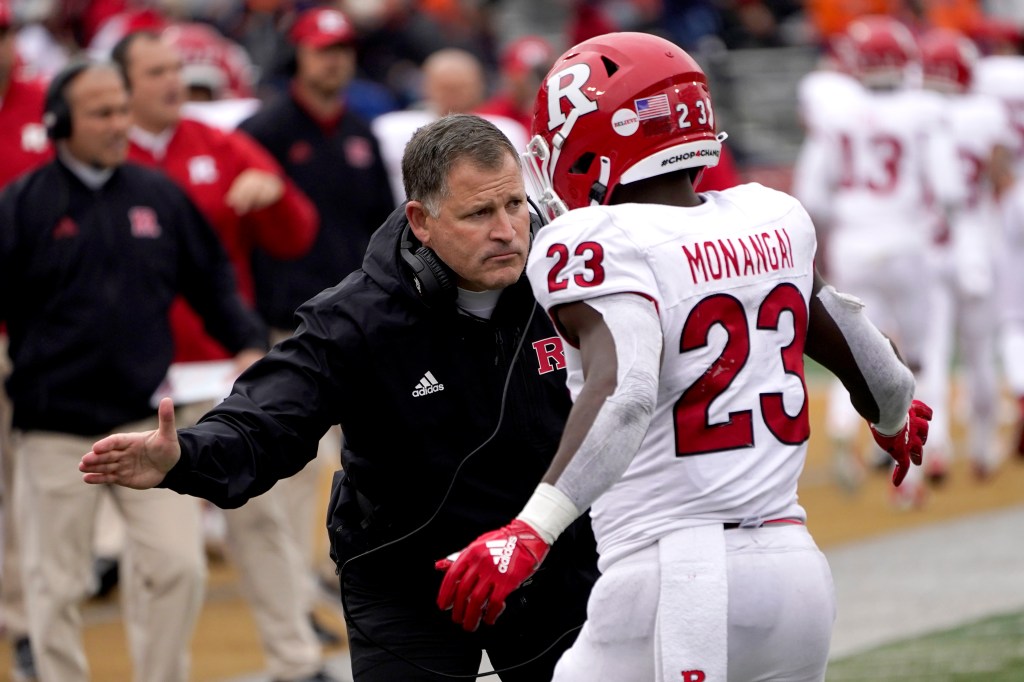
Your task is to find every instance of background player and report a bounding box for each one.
[794,15,960,506]
[916,27,1011,483]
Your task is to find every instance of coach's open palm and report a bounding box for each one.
[79,397,182,489]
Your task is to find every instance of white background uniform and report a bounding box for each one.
[805,87,958,462]
[973,56,1024,176]
[526,184,835,681]
[792,69,864,220]
[973,56,1024,401]
[918,92,1012,470]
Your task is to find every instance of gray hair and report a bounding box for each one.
[401,114,521,217]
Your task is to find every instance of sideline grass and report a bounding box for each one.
[827,610,1024,681]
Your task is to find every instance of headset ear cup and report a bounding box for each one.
[44,61,92,140]
[399,222,456,306]
[414,246,454,301]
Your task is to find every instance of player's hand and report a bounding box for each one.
[226,169,284,214]
[870,399,933,487]
[435,519,550,632]
[79,397,182,489]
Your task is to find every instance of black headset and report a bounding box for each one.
[399,207,543,307]
[343,201,570,678]
[43,60,95,141]
[399,221,457,306]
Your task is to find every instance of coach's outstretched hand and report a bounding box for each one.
[79,397,182,489]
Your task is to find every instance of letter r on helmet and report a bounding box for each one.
[545,64,598,133]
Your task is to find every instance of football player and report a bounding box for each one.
[797,15,960,506]
[917,28,1011,481]
[437,31,932,681]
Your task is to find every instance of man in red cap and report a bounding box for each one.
[238,5,394,655]
[0,2,50,679]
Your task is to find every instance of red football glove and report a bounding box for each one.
[870,399,933,487]
[435,519,550,632]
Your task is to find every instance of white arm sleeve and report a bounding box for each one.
[557,294,662,510]
[517,293,662,543]
[817,285,914,434]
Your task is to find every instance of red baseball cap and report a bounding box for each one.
[289,8,356,48]
[0,0,13,29]
[501,35,555,77]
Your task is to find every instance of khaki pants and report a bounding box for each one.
[269,328,339,605]
[14,418,205,682]
[0,338,28,640]
[178,401,323,680]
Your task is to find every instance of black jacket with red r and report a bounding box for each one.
[0,159,266,435]
[164,206,591,570]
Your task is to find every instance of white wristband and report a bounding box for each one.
[516,483,581,545]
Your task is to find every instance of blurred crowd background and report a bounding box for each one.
[4,0,1022,176]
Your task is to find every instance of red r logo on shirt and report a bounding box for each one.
[128,207,161,238]
[532,337,566,375]
[681,671,706,682]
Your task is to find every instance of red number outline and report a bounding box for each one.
[674,284,810,456]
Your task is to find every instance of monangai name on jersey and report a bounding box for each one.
[525,183,816,567]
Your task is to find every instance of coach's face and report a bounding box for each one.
[66,68,131,169]
[407,153,530,292]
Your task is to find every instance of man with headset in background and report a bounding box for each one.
[0,60,267,682]
[80,114,599,681]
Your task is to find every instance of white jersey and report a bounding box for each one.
[526,184,816,564]
[973,55,1024,175]
[816,87,961,257]
[792,70,864,218]
[940,92,1015,293]
[371,109,528,203]
[796,68,864,134]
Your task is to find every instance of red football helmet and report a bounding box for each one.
[845,15,918,88]
[164,22,255,99]
[525,32,723,220]
[919,28,978,93]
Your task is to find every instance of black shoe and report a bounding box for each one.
[309,613,342,647]
[92,556,120,599]
[13,636,38,682]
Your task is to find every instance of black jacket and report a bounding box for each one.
[0,159,267,435]
[166,206,592,570]
[240,92,395,329]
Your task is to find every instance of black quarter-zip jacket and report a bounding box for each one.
[166,206,593,572]
[0,159,267,435]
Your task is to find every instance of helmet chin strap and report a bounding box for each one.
[589,156,612,206]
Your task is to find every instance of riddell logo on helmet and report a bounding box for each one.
[661,149,720,167]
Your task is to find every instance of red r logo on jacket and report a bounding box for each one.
[532,337,565,375]
[128,207,161,238]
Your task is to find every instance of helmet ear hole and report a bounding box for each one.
[570,152,596,175]
[601,56,619,77]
